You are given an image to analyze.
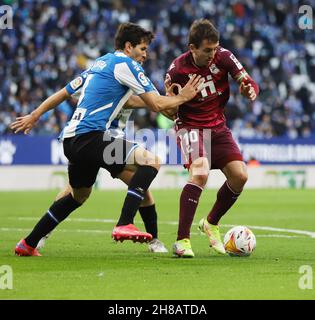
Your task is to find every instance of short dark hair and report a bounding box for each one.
[114,23,154,50]
[188,19,219,48]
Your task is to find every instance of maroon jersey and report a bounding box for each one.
[166,46,247,128]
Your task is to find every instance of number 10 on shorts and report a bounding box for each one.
[177,128,212,170]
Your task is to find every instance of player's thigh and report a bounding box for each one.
[211,127,243,169]
[63,132,102,188]
[177,127,210,170]
[100,133,142,178]
[67,161,99,189]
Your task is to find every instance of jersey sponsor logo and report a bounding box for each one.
[138,72,149,86]
[70,77,83,90]
[229,54,243,70]
[210,63,220,74]
[95,60,107,70]
[188,74,217,98]
[132,61,141,71]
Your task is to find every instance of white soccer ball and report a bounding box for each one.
[223,226,256,257]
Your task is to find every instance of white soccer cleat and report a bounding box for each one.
[148,239,168,253]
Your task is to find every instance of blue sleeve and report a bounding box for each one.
[65,70,89,95]
[114,58,155,95]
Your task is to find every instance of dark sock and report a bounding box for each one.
[117,165,158,226]
[177,183,203,240]
[207,181,241,225]
[139,204,158,239]
[25,194,81,248]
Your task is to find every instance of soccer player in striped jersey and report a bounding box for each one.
[11,22,203,256]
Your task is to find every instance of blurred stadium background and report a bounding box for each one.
[1,0,315,301]
[0,0,315,190]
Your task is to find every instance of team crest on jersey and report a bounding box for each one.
[70,77,83,90]
[210,64,220,74]
[138,72,149,86]
[168,63,175,71]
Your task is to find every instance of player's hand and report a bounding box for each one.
[240,82,257,101]
[166,83,182,97]
[10,113,39,134]
[179,74,204,102]
[164,75,182,96]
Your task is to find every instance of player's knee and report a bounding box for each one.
[191,173,209,188]
[143,154,161,171]
[134,148,161,170]
[235,171,248,186]
[190,158,209,187]
[72,188,92,204]
[151,155,161,170]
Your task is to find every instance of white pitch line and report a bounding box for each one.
[0,227,308,238]
[13,217,315,238]
[0,227,110,234]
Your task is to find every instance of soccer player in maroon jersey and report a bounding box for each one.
[165,19,259,257]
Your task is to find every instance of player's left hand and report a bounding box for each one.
[10,113,39,134]
[240,82,257,101]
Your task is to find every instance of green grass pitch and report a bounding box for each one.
[0,189,314,300]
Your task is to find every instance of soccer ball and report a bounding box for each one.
[223,226,256,257]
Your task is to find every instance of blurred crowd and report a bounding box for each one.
[1,0,315,139]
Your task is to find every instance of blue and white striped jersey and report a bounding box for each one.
[60,51,156,140]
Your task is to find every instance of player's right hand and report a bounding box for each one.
[166,83,182,97]
[179,74,204,102]
[10,113,38,134]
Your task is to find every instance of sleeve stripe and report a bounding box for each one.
[114,62,146,95]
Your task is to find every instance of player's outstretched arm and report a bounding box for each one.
[11,88,70,134]
[124,95,147,109]
[124,82,182,121]
[139,74,203,112]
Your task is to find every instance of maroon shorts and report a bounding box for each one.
[176,124,243,170]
